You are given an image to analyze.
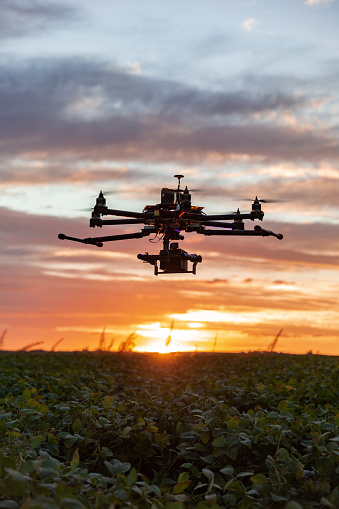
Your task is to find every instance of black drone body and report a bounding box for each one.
[58,175,283,275]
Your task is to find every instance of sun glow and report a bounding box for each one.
[171,310,259,324]
[138,339,186,354]
[135,322,212,353]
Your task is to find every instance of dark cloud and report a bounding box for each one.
[0,166,144,186]
[217,176,339,210]
[0,1,77,39]
[0,58,336,165]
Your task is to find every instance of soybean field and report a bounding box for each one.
[0,351,338,508]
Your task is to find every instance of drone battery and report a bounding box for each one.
[161,188,177,206]
[159,248,188,272]
[160,257,188,273]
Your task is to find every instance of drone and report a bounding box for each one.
[58,175,283,275]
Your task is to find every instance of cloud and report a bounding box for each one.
[0,1,77,39]
[219,169,339,211]
[194,34,233,59]
[304,0,334,5]
[242,18,258,32]
[125,62,142,75]
[0,206,338,353]
[0,57,337,168]
[0,165,143,186]
[1,206,338,281]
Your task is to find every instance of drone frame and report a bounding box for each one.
[58,175,283,275]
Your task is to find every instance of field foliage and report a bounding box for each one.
[0,351,338,508]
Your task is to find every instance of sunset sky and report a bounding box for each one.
[1,0,339,355]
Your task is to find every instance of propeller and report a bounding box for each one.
[177,187,203,193]
[240,197,286,204]
[73,190,110,212]
[88,190,117,197]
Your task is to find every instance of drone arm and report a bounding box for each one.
[202,221,239,229]
[199,230,262,237]
[90,218,146,227]
[197,212,264,221]
[87,230,156,243]
[254,225,283,239]
[58,228,156,247]
[101,207,149,219]
[198,226,283,239]
[58,233,104,247]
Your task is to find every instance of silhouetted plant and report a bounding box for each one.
[18,341,44,351]
[51,337,64,351]
[0,329,7,349]
[267,328,283,352]
[118,332,136,352]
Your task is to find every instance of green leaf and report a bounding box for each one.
[220,466,234,476]
[127,467,137,486]
[271,492,288,502]
[284,502,303,509]
[0,501,20,508]
[5,431,20,438]
[315,456,334,477]
[250,473,268,486]
[226,417,239,430]
[72,418,82,434]
[70,448,79,470]
[320,497,335,508]
[236,471,254,478]
[4,468,29,483]
[185,383,193,394]
[178,471,189,483]
[173,481,190,494]
[22,388,31,400]
[55,483,77,501]
[149,484,161,497]
[200,455,215,464]
[222,494,237,506]
[63,434,79,448]
[201,431,210,444]
[212,436,226,447]
[30,434,43,448]
[60,498,85,509]
[278,400,289,412]
[102,395,114,408]
[0,479,27,497]
[104,459,131,475]
[202,468,214,481]
[119,426,132,438]
[224,479,244,494]
[277,448,290,462]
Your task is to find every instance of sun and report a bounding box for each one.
[135,322,212,353]
[141,339,178,354]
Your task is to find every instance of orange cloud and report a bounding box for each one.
[1,206,338,355]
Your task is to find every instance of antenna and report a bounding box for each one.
[174,174,184,190]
